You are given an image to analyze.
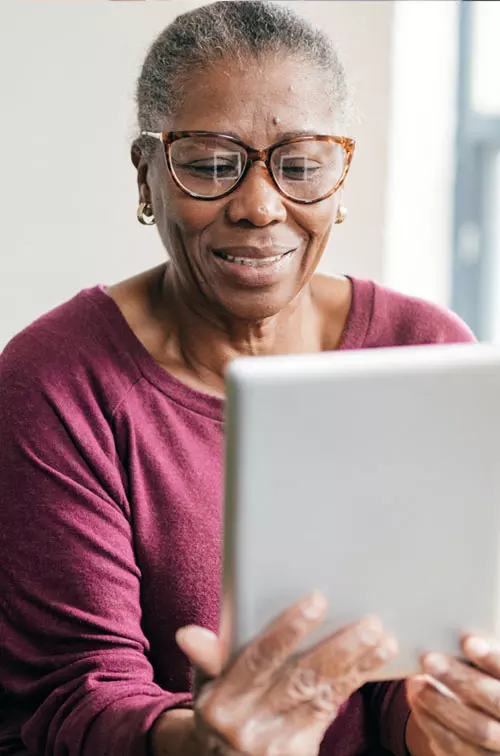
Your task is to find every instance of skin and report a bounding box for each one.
[107,54,500,756]
[112,56,352,398]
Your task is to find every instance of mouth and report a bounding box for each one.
[212,248,295,268]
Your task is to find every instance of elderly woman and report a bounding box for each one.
[1,3,499,755]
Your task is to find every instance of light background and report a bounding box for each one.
[0,0,459,348]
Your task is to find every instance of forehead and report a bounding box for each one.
[169,56,337,146]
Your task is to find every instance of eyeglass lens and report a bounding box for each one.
[169,135,347,201]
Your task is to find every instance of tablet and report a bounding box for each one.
[223,343,500,679]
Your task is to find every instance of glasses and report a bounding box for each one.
[141,130,355,204]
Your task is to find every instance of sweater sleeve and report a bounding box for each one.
[362,681,410,756]
[0,350,191,755]
[363,281,477,349]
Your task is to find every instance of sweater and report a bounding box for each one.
[0,277,475,755]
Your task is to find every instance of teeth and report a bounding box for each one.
[216,251,288,267]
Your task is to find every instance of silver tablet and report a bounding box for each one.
[223,343,500,679]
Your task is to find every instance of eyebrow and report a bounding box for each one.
[278,130,322,139]
[219,129,322,141]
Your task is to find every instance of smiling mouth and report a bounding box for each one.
[213,250,294,267]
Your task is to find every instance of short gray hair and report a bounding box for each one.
[136,0,352,155]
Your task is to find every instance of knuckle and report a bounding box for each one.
[310,681,340,718]
[332,667,363,701]
[246,615,308,676]
[491,690,500,718]
[477,718,500,750]
[244,642,280,675]
[285,667,318,703]
[482,679,500,718]
[357,646,389,675]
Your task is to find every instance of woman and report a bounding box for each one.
[1,2,499,755]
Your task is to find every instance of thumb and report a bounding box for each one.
[406,674,428,707]
[176,626,224,679]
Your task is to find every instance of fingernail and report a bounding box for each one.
[465,636,491,659]
[359,616,383,646]
[423,653,449,676]
[176,626,217,645]
[377,635,398,661]
[302,591,327,619]
[375,645,390,662]
[426,675,458,700]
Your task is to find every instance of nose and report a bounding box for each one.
[226,162,287,226]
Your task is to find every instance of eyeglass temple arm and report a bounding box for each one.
[141,131,163,141]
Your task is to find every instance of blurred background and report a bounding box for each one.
[0,0,498,348]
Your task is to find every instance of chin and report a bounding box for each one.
[215,284,303,323]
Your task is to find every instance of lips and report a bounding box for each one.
[212,246,296,268]
[213,249,293,267]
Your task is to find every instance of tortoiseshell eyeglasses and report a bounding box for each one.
[141,130,355,205]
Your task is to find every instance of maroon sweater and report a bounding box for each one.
[0,278,475,756]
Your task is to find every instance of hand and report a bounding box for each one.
[408,634,500,754]
[176,592,398,756]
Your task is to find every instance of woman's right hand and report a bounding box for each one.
[175,592,398,756]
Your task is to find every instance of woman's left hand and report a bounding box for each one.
[407,634,500,754]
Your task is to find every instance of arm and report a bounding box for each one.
[0,366,190,755]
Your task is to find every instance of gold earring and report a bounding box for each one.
[137,201,156,226]
[335,205,347,225]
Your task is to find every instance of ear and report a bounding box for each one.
[131,141,151,204]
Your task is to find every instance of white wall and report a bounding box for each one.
[0,0,395,348]
[286,1,394,286]
[383,0,460,306]
[2,0,463,349]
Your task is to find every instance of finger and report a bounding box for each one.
[410,707,490,756]
[296,615,389,681]
[422,651,500,721]
[209,637,398,756]
[463,635,500,679]
[176,626,224,679]
[406,674,428,707]
[225,591,328,688]
[410,674,500,751]
[268,630,398,720]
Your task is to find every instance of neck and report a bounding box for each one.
[155,264,324,397]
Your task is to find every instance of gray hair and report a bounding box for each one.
[136,0,352,156]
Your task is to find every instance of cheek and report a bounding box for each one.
[295,198,336,251]
[156,184,223,256]
[150,162,220,232]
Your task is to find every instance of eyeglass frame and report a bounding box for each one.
[141,130,356,205]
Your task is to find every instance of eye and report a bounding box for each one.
[277,156,323,181]
[186,160,240,179]
[173,152,243,182]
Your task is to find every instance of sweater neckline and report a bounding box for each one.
[82,276,374,421]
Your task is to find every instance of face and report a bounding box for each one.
[136,56,343,322]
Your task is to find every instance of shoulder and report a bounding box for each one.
[355,279,476,347]
[0,287,141,418]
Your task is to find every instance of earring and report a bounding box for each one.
[137,201,156,226]
[335,205,347,225]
